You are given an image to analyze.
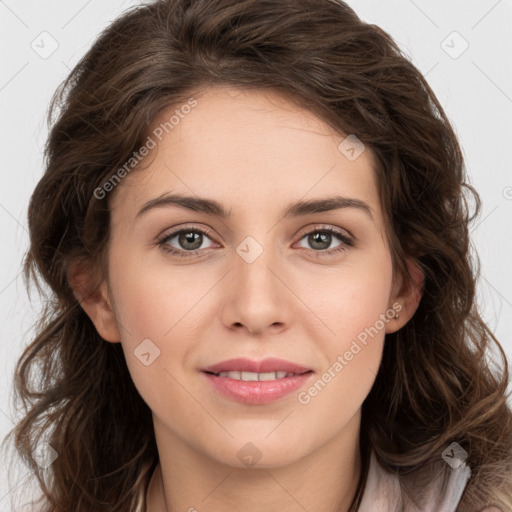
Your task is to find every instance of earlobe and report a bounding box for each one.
[386,258,424,334]
[67,260,121,343]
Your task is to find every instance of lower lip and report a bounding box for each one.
[202,372,313,405]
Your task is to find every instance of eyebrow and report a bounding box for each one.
[136,193,374,221]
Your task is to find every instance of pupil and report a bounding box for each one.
[310,232,330,250]
[180,231,202,250]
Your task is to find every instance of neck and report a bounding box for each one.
[146,412,363,512]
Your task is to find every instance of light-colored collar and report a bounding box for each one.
[358,451,471,512]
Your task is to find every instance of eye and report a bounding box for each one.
[157,225,217,257]
[295,225,354,256]
[156,224,354,258]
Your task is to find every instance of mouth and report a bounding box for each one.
[201,358,314,405]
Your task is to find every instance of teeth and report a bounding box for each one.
[216,371,298,381]
[241,371,259,381]
[259,372,277,381]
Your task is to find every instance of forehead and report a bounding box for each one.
[110,85,383,228]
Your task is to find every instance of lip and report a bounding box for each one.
[202,357,311,374]
[201,358,314,405]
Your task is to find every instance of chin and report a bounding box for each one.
[203,433,312,470]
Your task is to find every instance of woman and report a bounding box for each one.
[6,0,511,510]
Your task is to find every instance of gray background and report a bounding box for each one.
[1,0,511,509]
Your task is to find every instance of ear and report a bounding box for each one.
[386,258,424,334]
[67,259,121,343]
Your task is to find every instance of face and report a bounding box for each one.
[80,86,419,469]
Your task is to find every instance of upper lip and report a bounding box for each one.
[202,358,312,375]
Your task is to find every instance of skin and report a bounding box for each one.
[72,86,423,512]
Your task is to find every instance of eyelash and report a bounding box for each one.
[156,224,354,258]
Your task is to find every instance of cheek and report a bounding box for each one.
[106,250,216,403]
[296,253,394,351]
[292,254,392,411]
[295,269,392,415]
[107,247,209,342]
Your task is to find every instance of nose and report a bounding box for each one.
[220,241,292,336]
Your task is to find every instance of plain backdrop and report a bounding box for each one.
[1,0,511,509]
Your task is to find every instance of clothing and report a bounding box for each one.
[358,451,486,512]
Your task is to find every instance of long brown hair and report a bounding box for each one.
[4,0,511,510]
